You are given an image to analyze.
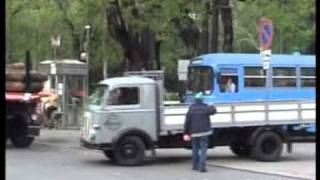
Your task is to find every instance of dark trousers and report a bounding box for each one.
[191,136,208,171]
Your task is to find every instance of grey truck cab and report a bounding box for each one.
[81,74,162,165]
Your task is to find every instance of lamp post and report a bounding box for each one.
[82,25,91,104]
[84,25,91,64]
[51,35,61,60]
[50,35,61,95]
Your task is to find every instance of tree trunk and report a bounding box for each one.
[155,40,162,70]
[106,0,157,71]
[71,32,81,58]
[54,0,81,57]
[210,0,219,53]
[199,28,208,54]
[219,0,233,52]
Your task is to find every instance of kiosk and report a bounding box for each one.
[38,59,88,129]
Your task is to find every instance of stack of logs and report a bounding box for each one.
[6,62,48,93]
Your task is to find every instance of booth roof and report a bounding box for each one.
[99,76,156,87]
[40,59,85,64]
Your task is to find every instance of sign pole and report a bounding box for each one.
[259,17,273,100]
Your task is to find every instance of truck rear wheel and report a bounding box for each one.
[103,150,115,162]
[251,131,282,161]
[230,143,251,157]
[10,135,34,148]
[114,136,146,166]
[9,115,35,148]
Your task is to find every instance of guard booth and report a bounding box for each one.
[38,59,88,129]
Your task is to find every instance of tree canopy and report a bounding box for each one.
[6,0,315,92]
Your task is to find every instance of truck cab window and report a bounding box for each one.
[89,85,108,105]
[107,87,139,105]
[187,66,213,95]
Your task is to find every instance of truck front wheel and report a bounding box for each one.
[251,131,283,161]
[230,143,251,157]
[10,135,34,148]
[103,150,115,162]
[114,136,146,166]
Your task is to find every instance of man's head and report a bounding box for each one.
[194,92,203,102]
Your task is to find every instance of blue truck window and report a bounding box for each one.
[219,68,238,93]
[301,67,315,87]
[244,67,266,87]
[187,66,213,95]
[273,67,296,87]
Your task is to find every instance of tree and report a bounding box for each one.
[53,0,81,58]
[5,0,315,91]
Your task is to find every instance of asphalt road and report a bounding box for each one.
[5,129,315,180]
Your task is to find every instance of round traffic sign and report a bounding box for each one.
[259,18,273,49]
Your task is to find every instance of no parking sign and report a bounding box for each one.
[259,18,273,49]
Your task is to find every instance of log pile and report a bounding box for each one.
[6,62,48,93]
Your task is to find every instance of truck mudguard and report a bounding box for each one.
[247,126,289,146]
[112,128,155,149]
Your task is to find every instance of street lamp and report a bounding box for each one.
[51,35,61,60]
[83,25,91,103]
[84,25,91,64]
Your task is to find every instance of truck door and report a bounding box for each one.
[101,85,157,143]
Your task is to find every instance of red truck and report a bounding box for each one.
[6,51,47,148]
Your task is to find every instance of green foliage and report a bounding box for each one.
[233,0,315,53]
[6,0,315,92]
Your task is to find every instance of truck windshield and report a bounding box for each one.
[89,85,108,105]
[187,66,213,95]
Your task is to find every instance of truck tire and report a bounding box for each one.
[251,131,283,161]
[114,136,146,166]
[230,143,251,157]
[10,135,34,148]
[103,150,115,162]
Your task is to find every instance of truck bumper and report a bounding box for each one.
[80,138,112,150]
[28,125,40,137]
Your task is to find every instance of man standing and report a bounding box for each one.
[184,92,217,172]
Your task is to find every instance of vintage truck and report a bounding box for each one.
[80,70,315,166]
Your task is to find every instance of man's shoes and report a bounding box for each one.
[199,169,207,172]
[192,167,198,171]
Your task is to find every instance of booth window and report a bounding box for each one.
[108,87,139,105]
[273,67,296,87]
[244,67,266,87]
[301,67,315,87]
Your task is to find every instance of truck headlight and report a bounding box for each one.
[89,124,100,141]
[89,129,96,141]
